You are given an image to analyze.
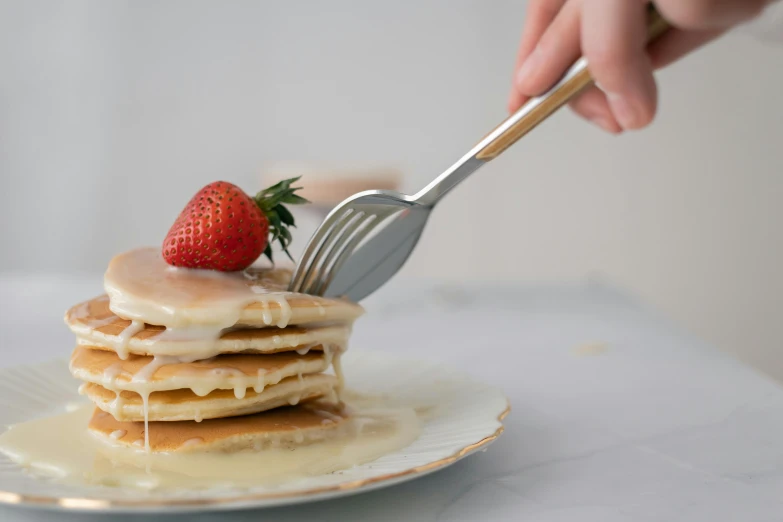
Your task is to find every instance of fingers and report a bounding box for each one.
[582,0,657,130]
[508,0,567,112]
[568,86,623,133]
[513,0,582,99]
[510,0,656,132]
[647,28,724,69]
[507,0,746,132]
[566,14,722,132]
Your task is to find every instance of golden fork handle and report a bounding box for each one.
[475,4,670,161]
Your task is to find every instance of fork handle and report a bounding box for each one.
[414,4,669,206]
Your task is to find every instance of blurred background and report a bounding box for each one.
[1,1,783,378]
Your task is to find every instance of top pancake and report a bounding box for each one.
[103,248,363,330]
[65,296,353,357]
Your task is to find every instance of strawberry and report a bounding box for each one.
[162,178,308,271]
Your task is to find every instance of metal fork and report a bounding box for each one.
[290,6,669,300]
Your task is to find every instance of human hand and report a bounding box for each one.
[507,0,769,133]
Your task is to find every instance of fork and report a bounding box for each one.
[289,6,669,300]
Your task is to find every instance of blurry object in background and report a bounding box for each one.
[262,163,402,260]
[572,342,609,357]
[263,163,402,208]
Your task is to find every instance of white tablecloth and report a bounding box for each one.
[1,274,782,521]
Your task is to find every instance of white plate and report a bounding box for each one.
[0,350,509,513]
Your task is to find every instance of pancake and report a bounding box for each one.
[65,296,352,358]
[88,401,350,453]
[83,374,339,422]
[70,345,332,396]
[103,248,364,330]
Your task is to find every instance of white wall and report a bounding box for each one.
[2,1,783,378]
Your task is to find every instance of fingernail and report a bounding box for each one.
[589,115,617,133]
[515,47,543,89]
[507,90,520,113]
[607,93,639,130]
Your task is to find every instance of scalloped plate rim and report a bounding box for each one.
[0,351,510,513]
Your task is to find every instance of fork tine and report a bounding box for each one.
[289,208,354,292]
[299,210,365,295]
[310,213,388,296]
[307,213,380,296]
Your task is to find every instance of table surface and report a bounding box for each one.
[1,274,783,522]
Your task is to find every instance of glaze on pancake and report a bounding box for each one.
[88,401,350,453]
[60,248,362,457]
[103,248,363,331]
[70,345,332,397]
[83,374,339,422]
[65,296,352,357]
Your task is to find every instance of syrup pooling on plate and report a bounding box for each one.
[0,396,422,490]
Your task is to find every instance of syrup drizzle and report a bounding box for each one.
[97,248,356,454]
[85,344,341,401]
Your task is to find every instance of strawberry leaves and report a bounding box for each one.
[254,177,309,263]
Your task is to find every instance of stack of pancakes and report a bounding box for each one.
[65,250,364,453]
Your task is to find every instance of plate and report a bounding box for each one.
[0,350,509,513]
